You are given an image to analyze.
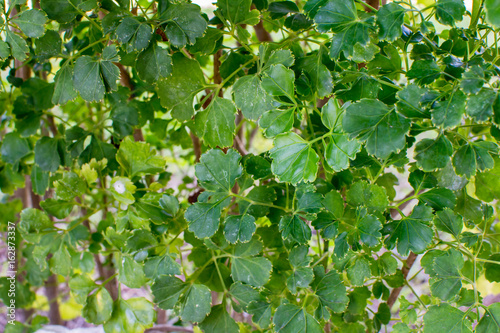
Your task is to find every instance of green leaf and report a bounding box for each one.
[229,282,260,313]
[160,4,207,47]
[346,181,388,213]
[50,245,71,276]
[423,304,472,333]
[1,132,30,165]
[270,132,319,184]
[435,0,466,26]
[385,205,434,255]
[431,90,466,129]
[52,65,78,105]
[73,56,105,102]
[296,53,333,98]
[313,0,370,59]
[261,64,295,99]
[321,99,342,131]
[233,75,273,120]
[485,0,500,28]
[356,214,382,247]
[68,274,97,304]
[259,108,295,138]
[453,141,497,178]
[396,84,432,118]
[324,133,361,172]
[185,201,223,239]
[343,99,410,159]
[231,248,272,287]
[216,0,260,26]
[199,304,239,333]
[31,164,49,196]
[54,172,87,200]
[136,43,172,84]
[377,3,405,42]
[460,66,485,94]
[273,304,322,333]
[196,148,242,192]
[419,188,456,212]
[13,9,47,38]
[157,53,205,121]
[116,136,166,178]
[434,208,463,237]
[477,303,500,333]
[430,250,464,300]
[0,41,10,59]
[322,190,344,220]
[118,255,147,289]
[466,89,497,122]
[82,288,113,324]
[104,298,155,333]
[152,276,186,310]
[287,267,314,294]
[195,97,237,148]
[144,254,181,279]
[347,257,371,286]
[247,301,272,328]
[179,284,212,323]
[475,157,500,202]
[279,215,312,244]
[40,199,74,219]
[115,16,152,52]
[6,30,29,61]
[484,254,500,283]
[40,0,78,23]
[414,135,453,172]
[407,60,441,84]
[224,214,256,244]
[314,269,349,313]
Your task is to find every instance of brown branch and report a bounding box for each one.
[387,252,418,309]
[190,132,202,163]
[252,4,273,42]
[387,190,417,310]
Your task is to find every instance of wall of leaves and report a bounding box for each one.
[1,0,500,332]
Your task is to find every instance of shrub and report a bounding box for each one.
[1,0,500,332]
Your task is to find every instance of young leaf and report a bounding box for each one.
[82,288,113,324]
[116,137,166,178]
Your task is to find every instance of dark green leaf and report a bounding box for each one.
[136,43,172,84]
[414,135,453,172]
[13,9,47,38]
[377,3,405,42]
[195,97,237,148]
[343,99,410,159]
[160,4,207,47]
[157,53,205,121]
[270,132,319,184]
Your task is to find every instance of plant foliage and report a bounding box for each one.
[1,0,500,332]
